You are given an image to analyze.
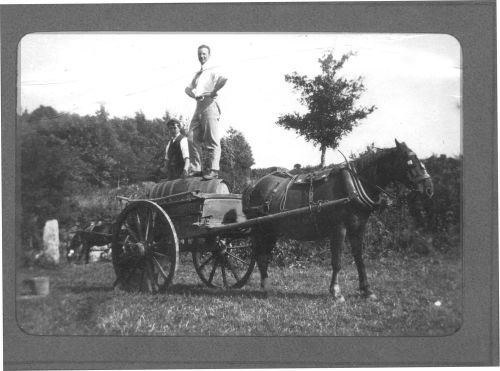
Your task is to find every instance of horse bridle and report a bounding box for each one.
[405,151,432,188]
[340,149,431,200]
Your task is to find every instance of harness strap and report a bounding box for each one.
[341,168,380,210]
[307,178,322,234]
[263,181,281,213]
[276,173,324,234]
[308,178,314,204]
[279,175,298,211]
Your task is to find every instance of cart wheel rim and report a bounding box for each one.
[112,200,179,293]
[192,235,255,289]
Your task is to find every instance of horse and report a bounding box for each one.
[242,139,434,301]
[67,222,113,264]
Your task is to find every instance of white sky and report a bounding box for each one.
[19,33,461,168]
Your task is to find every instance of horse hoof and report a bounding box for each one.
[361,291,377,301]
[329,284,345,302]
[260,278,270,292]
[334,294,345,303]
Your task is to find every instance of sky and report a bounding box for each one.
[19,33,461,168]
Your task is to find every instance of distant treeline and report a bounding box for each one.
[20,105,255,226]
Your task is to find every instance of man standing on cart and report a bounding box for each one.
[164,118,190,180]
[185,44,227,180]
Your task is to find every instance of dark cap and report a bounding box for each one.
[166,118,181,127]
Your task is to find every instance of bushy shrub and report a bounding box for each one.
[363,200,434,258]
[67,182,154,226]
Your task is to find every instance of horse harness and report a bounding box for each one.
[244,165,386,233]
[271,167,384,214]
[249,171,325,234]
[342,166,387,210]
[291,172,329,234]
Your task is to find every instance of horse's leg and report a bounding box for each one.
[347,224,377,300]
[329,223,346,302]
[75,238,84,264]
[254,231,276,291]
[84,241,91,264]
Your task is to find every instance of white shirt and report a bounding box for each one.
[188,61,227,97]
[165,133,189,161]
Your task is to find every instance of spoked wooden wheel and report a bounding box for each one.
[192,234,255,289]
[111,200,179,293]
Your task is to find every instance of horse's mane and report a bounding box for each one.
[350,147,397,176]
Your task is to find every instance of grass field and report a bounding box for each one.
[16,250,461,336]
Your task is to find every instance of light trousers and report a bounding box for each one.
[188,99,221,172]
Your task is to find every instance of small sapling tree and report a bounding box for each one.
[277,51,376,167]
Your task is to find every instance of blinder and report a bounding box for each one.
[405,151,433,197]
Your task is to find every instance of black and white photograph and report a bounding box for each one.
[17,32,461,336]
[3,2,497,369]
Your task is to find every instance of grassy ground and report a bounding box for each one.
[16,251,461,336]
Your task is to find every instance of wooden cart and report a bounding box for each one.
[111,187,350,293]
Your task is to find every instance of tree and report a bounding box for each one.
[135,110,147,131]
[95,104,109,123]
[20,111,89,224]
[27,105,59,123]
[220,127,255,192]
[276,51,376,167]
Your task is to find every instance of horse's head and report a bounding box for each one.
[394,139,434,198]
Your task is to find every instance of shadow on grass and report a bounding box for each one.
[58,285,115,294]
[165,283,329,300]
[57,281,338,300]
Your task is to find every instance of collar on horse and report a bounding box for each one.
[340,167,383,210]
[347,166,396,200]
[336,150,395,210]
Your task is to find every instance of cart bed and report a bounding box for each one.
[153,191,247,238]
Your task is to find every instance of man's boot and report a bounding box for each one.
[203,170,218,180]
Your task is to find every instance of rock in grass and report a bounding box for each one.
[42,219,60,264]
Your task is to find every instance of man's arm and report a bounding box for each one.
[186,69,205,99]
[180,137,190,177]
[207,76,227,98]
[185,86,197,99]
[186,86,206,101]
[191,70,227,99]
[182,158,191,177]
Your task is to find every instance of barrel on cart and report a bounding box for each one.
[110,176,350,293]
[111,177,255,293]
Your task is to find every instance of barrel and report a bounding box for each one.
[21,276,50,296]
[148,177,229,198]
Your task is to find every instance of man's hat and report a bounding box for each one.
[166,118,181,127]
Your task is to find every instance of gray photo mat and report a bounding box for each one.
[2,2,498,368]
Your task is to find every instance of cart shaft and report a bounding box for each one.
[192,197,351,236]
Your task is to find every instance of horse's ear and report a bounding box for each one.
[395,139,401,148]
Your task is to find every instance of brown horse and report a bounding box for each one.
[242,140,434,301]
